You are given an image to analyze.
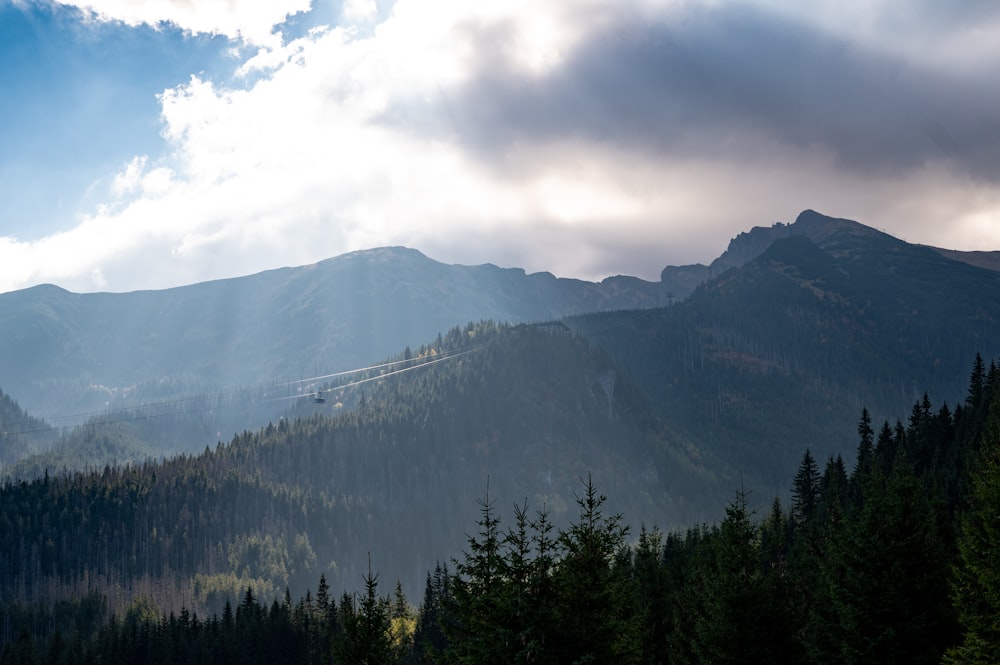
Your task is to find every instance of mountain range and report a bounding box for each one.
[0,247,668,422]
[3,210,993,425]
[1,209,999,610]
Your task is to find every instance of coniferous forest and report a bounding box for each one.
[1,352,998,664]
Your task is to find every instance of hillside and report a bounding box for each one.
[0,323,716,615]
[0,248,667,426]
[568,210,1000,492]
[3,210,993,470]
[0,388,55,467]
[2,333,997,665]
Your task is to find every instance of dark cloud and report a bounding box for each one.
[903,0,1000,29]
[383,3,1000,180]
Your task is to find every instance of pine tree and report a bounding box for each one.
[851,408,875,502]
[551,475,639,665]
[791,449,821,529]
[693,487,799,665]
[498,500,554,665]
[333,561,395,665]
[821,462,954,665]
[389,581,414,663]
[448,482,509,665]
[759,497,790,573]
[873,420,897,476]
[816,455,848,523]
[946,386,1000,665]
[412,563,452,662]
[630,525,670,665]
[967,353,986,411]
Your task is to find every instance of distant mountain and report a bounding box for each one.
[569,210,1000,492]
[659,210,1000,301]
[928,247,1000,272]
[0,247,666,424]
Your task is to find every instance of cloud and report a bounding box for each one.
[753,0,1000,68]
[60,0,312,44]
[400,2,1000,180]
[111,155,147,197]
[2,0,998,295]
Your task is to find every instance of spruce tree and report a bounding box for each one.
[946,386,1000,665]
[791,449,821,529]
[412,562,452,662]
[333,562,395,665]
[694,487,799,665]
[552,475,639,665]
[630,525,671,665]
[820,462,954,665]
[851,408,875,504]
[448,483,509,665]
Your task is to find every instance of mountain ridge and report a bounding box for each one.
[0,246,665,421]
[568,213,1000,492]
[2,209,997,470]
[1,208,998,614]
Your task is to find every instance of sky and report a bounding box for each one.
[1,0,999,294]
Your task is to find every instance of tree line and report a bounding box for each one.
[3,354,998,664]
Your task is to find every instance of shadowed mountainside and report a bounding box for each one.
[568,210,1000,493]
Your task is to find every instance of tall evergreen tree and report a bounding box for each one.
[552,475,639,665]
[946,386,1000,665]
[873,420,897,476]
[817,455,848,524]
[412,562,452,662]
[448,483,509,665]
[967,353,986,411]
[819,462,955,665]
[792,449,821,529]
[630,525,671,665]
[333,562,395,665]
[693,487,799,665]
[498,500,555,665]
[852,408,874,491]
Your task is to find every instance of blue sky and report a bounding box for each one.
[0,2,232,239]
[1,0,999,293]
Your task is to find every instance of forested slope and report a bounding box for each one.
[3,356,997,665]
[0,390,54,468]
[568,215,1000,493]
[0,322,713,627]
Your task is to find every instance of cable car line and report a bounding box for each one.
[0,344,484,438]
[262,346,483,403]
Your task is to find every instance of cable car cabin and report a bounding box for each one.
[313,393,326,404]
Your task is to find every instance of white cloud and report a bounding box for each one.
[63,0,312,44]
[341,0,377,25]
[2,0,997,295]
[111,155,147,197]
